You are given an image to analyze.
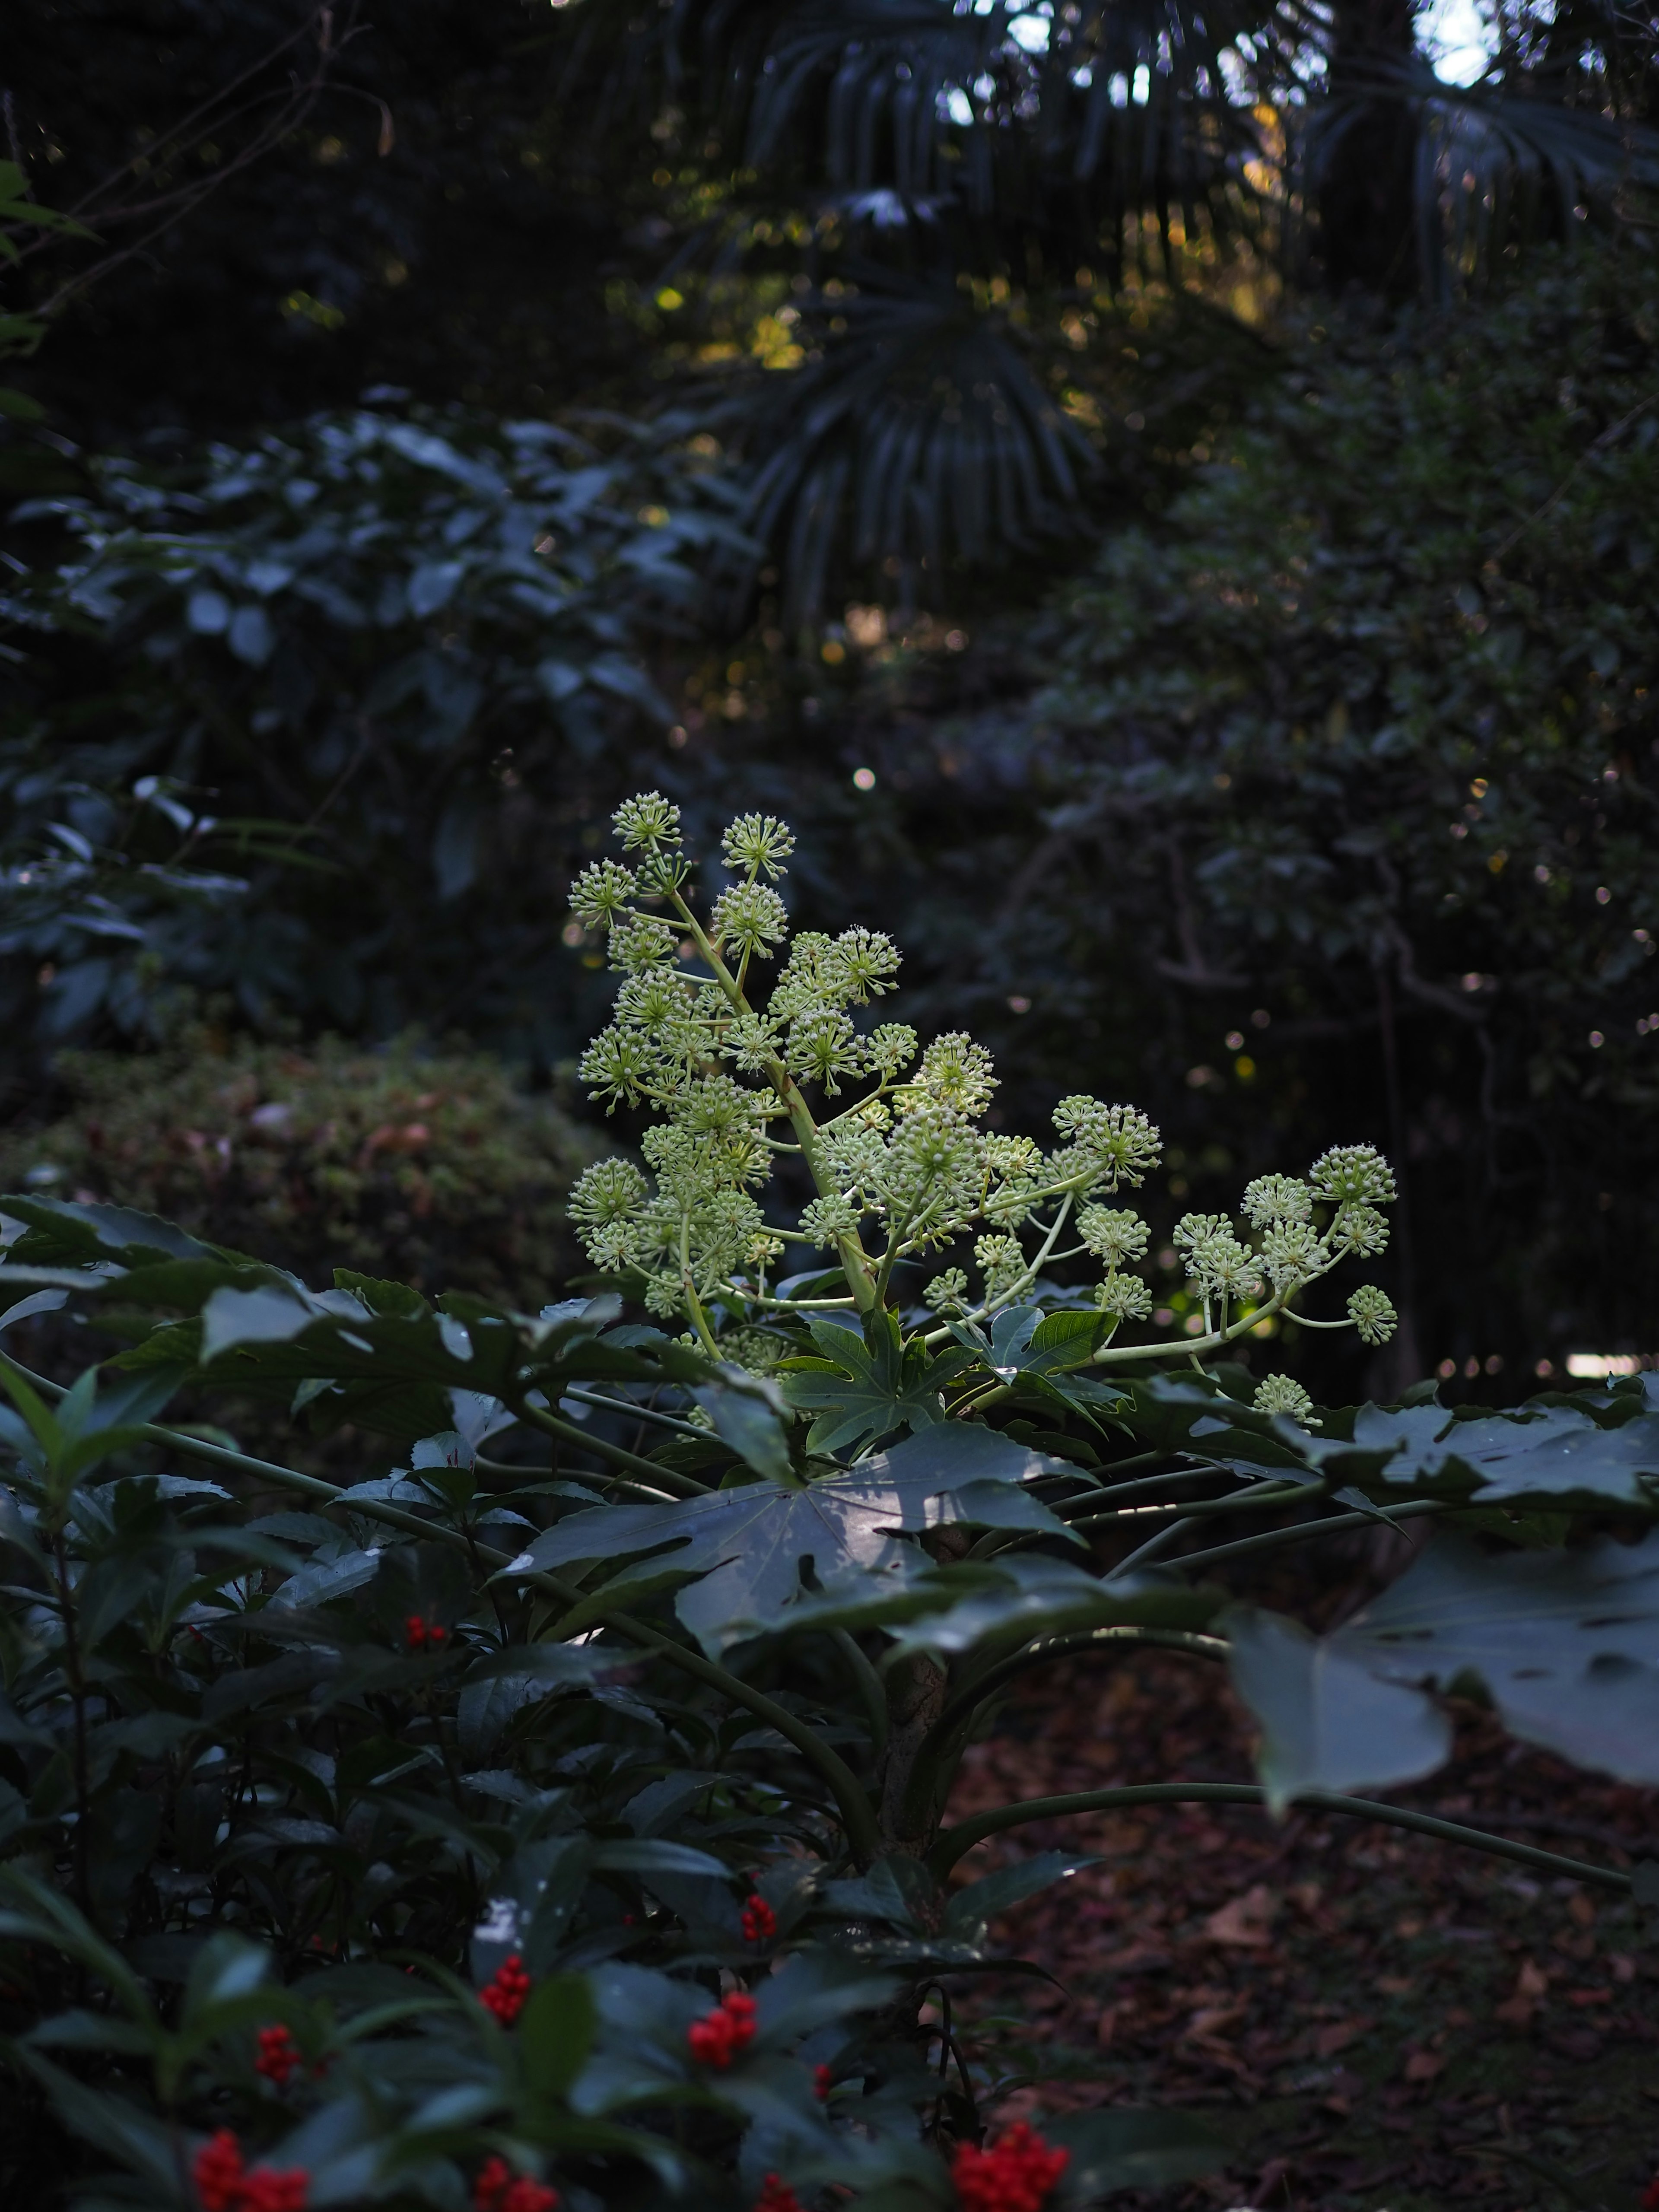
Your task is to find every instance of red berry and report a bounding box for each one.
[813,2063,833,2101]
[951,2123,1069,2212]
[1643,2182,1659,2212]
[239,2172,309,2212]
[194,2134,309,2212]
[254,2024,299,2086]
[405,1615,427,1650]
[480,1954,532,2026]
[755,2176,803,2212]
[473,2158,559,2212]
[686,1989,758,2068]
[194,2130,245,2212]
[740,1892,777,1943]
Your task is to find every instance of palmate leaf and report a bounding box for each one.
[778,1308,975,1455]
[1300,1396,1659,1507]
[506,1423,1084,1652]
[1228,1530,1659,1803]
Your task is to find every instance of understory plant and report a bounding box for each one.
[0,794,1656,2212]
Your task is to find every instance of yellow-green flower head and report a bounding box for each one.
[833,927,902,1002]
[1078,1206,1150,1268]
[1309,1144,1397,1207]
[974,1233,1027,1298]
[1050,1098,1162,1190]
[1348,1284,1398,1344]
[1095,1272,1153,1321]
[613,790,682,851]
[569,858,638,930]
[721,811,795,880]
[1242,1173,1313,1230]
[711,880,790,959]
[912,1033,998,1118]
[1253,1374,1321,1427]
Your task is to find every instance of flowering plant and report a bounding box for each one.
[566,793,1398,1419]
[0,795,1655,2212]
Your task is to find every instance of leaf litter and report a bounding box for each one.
[945,1640,1659,2212]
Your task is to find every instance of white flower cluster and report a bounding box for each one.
[565,795,1168,1334]
[564,794,1401,1365]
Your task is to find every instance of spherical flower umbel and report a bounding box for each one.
[568,858,638,931]
[711,880,790,960]
[1077,1205,1150,1268]
[1309,1143,1397,1207]
[951,2121,1070,2212]
[1348,1284,1398,1344]
[1253,1374,1321,1428]
[1242,1172,1313,1230]
[974,1233,1027,1300]
[1094,1273,1153,1321]
[1051,1097,1162,1189]
[721,811,795,879]
[612,790,681,851]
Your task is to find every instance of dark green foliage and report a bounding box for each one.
[0,1189,1653,2208]
[0,400,740,1071]
[828,246,1659,1389]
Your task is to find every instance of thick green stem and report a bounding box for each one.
[1172,1495,1449,1572]
[930,1781,1635,1890]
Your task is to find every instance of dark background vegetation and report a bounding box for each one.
[4,0,1659,1401]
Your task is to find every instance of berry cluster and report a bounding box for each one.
[754,2176,802,2212]
[479,1954,532,2025]
[1642,2179,1659,2212]
[194,2130,309,2212]
[405,1615,448,1652]
[686,1989,757,2066]
[740,1891,776,1943]
[813,2062,833,2101]
[951,2123,1070,2212]
[254,2024,299,2086]
[472,2155,559,2212]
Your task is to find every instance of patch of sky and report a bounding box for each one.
[1420,0,1501,84]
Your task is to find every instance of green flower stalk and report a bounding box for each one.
[566,794,1399,1369]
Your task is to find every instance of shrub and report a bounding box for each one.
[0,400,738,1071]
[0,814,1653,2212]
[0,1033,599,1309]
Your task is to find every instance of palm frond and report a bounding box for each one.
[710,276,1093,623]
[1297,55,1659,297]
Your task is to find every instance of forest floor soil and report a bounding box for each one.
[949,1648,1659,2212]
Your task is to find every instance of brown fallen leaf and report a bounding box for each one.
[1205,1883,1279,1946]
[1403,2048,1447,2082]
[1314,2018,1371,2059]
[1494,1956,1550,2027]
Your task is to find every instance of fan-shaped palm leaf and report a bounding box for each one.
[711,275,1093,620]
